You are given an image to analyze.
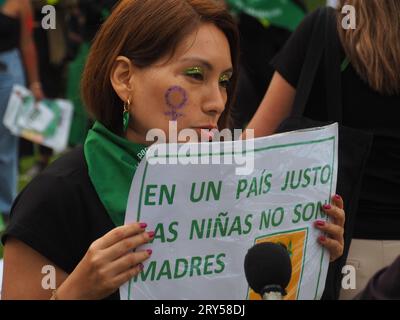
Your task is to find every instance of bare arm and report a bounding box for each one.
[2,223,153,300]
[245,72,296,137]
[17,0,44,99]
[2,238,68,299]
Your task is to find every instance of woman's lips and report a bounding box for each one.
[192,127,217,141]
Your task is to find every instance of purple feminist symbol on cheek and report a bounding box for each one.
[164,86,188,121]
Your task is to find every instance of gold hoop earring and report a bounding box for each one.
[123,98,131,132]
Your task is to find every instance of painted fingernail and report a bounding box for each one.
[139,223,147,229]
[315,221,325,227]
[334,194,341,200]
[148,231,155,239]
[319,236,327,242]
[146,249,153,255]
[138,263,144,270]
[323,204,332,210]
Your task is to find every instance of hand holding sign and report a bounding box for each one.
[55,223,153,300]
[316,195,345,262]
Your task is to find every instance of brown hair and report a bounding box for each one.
[337,0,400,95]
[81,0,239,134]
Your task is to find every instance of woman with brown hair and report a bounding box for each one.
[246,0,400,299]
[1,0,344,300]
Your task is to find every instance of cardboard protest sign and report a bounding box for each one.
[121,124,338,300]
[3,85,73,152]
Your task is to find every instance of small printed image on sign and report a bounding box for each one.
[248,229,307,300]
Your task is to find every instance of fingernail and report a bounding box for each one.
[315,221,325,227]
[323,204,332,210]
[138,263,144,270]
[319,235,327,242]
[148,231,155,239]
[146,249,153,255]
[334,194,341,200]
[139,223,147,229]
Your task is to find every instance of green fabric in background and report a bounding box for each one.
[226,0,306,31]
[0,214,5,233]
[66,42,91,146]
[306,0,329,10]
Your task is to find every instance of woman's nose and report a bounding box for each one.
[201,86,226,116]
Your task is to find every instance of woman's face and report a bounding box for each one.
[124,23,233,144]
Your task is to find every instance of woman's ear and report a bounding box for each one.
[110,56,135,101]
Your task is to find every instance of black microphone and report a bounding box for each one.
[244,242,292,300]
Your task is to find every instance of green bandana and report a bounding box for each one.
[84,121,147,227]
[226,0,306,32]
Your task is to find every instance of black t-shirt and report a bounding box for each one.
[272,10,400,240]
[0,12,20,53]
[1,146,119,300]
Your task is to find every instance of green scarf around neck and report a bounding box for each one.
[84,121,147,226]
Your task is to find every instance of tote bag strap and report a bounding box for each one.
[324,8,343,122]
[292,8,327,117]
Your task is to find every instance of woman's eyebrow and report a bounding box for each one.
[180,57,233,74]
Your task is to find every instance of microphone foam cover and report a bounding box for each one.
[244,242,292,295]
